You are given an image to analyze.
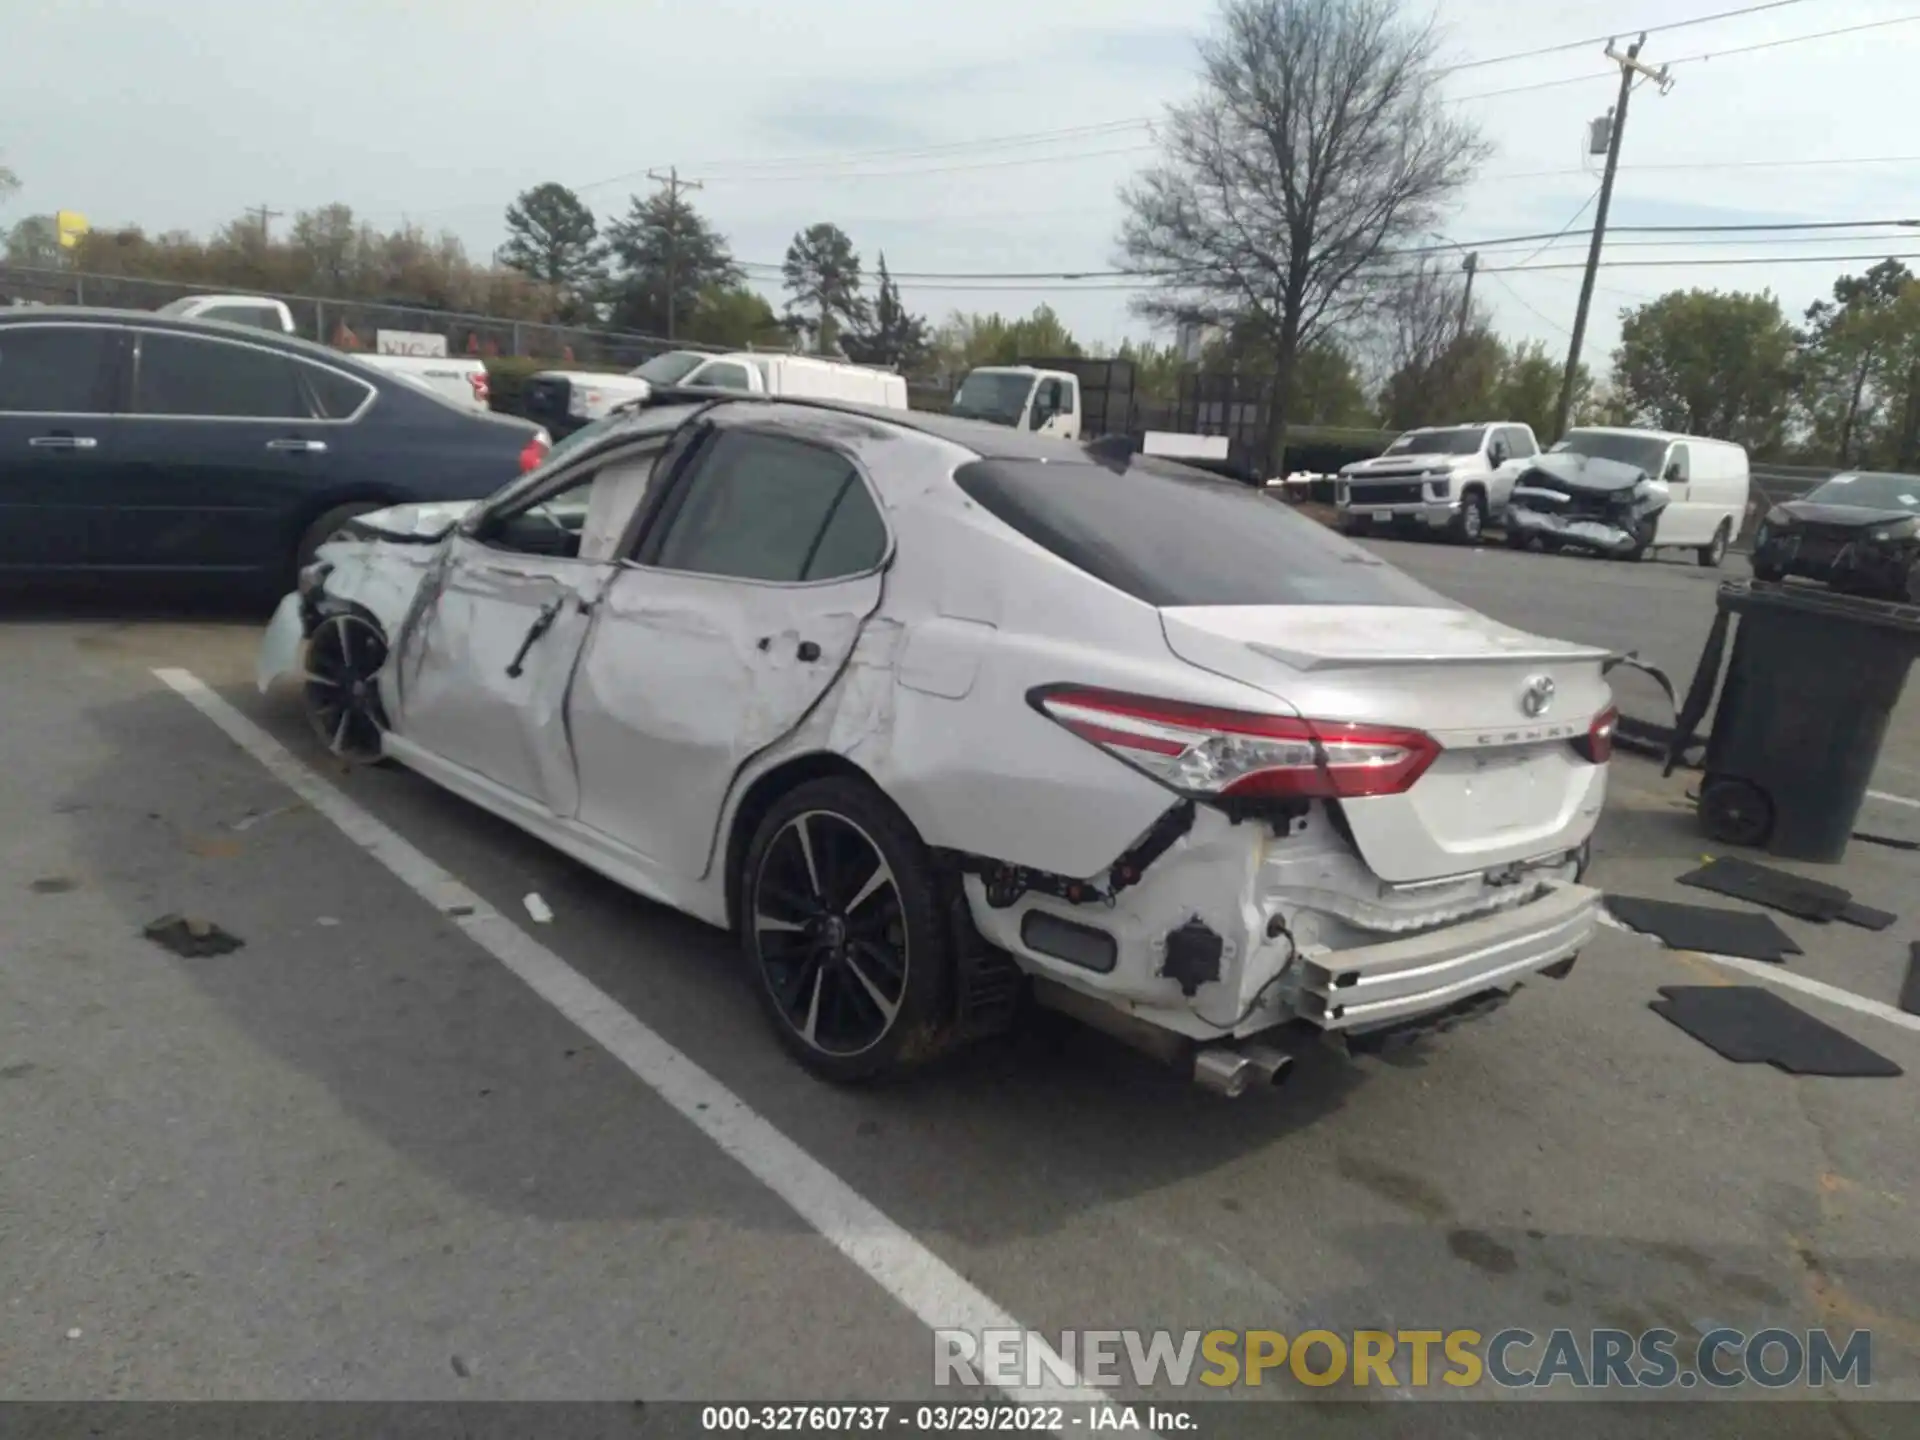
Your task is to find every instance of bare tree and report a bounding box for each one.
[1368,257,1500,427]
[1117,0,1488,467]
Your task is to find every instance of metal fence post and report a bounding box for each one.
[512,321,523,358]
[315,300,327,347]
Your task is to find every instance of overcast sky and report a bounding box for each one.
[5,0,1918,373]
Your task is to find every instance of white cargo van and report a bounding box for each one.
[1547,428,1751,565]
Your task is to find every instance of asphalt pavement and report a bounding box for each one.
[2,573,1918,1433]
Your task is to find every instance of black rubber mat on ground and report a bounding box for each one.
[1677,856,1854,923]
[1837,900,1897,932]
[1902,944,1920,1017]
[1650,986,1903,1077]
[1603,895,1801,962]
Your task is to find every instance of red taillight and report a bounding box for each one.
[1573,706,1617,764]
[469,371,491,404]
[1032,686,1441,800]
[518,428,550,473]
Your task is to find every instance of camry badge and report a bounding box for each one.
[1521,674,1556,718]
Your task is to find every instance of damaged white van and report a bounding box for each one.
[258,399,1614,1095]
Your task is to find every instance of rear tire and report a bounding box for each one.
[739,776,957,1083]
[1698,521,1731,568]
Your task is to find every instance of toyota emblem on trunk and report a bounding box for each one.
[1521,675,1556,718]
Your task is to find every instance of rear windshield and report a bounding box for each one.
[953,457,1446,608]
[1385,427,1484,456]
[1808,472,1920,510]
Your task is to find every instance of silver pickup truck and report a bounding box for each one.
[1337,422,1541,544]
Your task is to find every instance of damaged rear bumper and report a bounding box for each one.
[1297,879,1598,1031]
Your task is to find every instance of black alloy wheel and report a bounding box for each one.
[303,612,391,762]
[742,778,954,1081]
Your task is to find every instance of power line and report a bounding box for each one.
[1437,0,1818,73]
[1490,153,1920,181]
[1662,11,1920,64]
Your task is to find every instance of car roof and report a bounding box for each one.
[0,304,410,379]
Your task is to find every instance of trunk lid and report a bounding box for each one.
[1160,605,1613,882]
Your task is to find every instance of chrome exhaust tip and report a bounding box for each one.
[1193,1047,1257,1098]
[1239,1042,1296,1087]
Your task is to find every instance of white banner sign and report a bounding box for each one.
[375,329,449,358]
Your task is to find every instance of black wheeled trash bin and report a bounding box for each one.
[1676,580,1920,863]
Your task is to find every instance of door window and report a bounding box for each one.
[688,360,754,392]
[200,304,283,331]
[134,332,309,418]
[1503,426,1537,459]
[644,429,887,583]
[0,326,118,413]
[1664,444,1691,484]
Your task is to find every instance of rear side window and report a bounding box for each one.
[135,332,308,418]
[300,363,374,420]
[953,457,1445,608]
[201,305,282,330]
[0,326,117,413]
[690,360,753,392]
[648,429,886,583]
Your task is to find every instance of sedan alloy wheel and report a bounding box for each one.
[303,612,390,761]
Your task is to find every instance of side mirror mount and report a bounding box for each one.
[1665,463,1684,483]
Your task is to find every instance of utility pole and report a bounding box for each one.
[1458,252,1478,340]
[245,203,284,245]
[1553,34,1671,441]
[646,166,703,339]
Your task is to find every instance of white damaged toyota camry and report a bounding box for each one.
[258,396,1616,1093]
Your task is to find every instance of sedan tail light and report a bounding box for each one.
[469,370,491,406]
[518,428,551,473]
[1572,706,1617,764]
[1031,686,1440,800]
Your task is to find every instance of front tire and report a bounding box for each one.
[1451,491,1487,545]
[303,611,391,762]
[740,777,956,1082]
[292,502,385,586]
[1698,521,1731,568]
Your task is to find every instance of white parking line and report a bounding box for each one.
[1598,912,1920,1036]
[153,668,1117,1416]
[1867,789,1920,811]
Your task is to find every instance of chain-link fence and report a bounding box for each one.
[0,263,750,368]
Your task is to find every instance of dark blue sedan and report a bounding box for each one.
[0,308,549,591]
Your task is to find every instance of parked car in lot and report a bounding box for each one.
[1752,470,1920,600]
[0,308,549,589]
[1505,428,1749,565]
[1336,422,1539,543]
[259,394,1614,1092]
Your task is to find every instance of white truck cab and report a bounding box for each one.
[527,349,907,435]
[951,365,1083,438]
[1337,422,1540,543]
[155,294,296,334]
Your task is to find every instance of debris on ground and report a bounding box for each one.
[29,877,77,895]
[142,914,244,957]
[230,802,303,833]
[523,893,553,924]
[1602,895,1800,963]
[1678,856,1856,923]
[316,916,340,928]
[1650,985,1903,1077]
[1836,899,1896,932]
[1902,944,1920,1017]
